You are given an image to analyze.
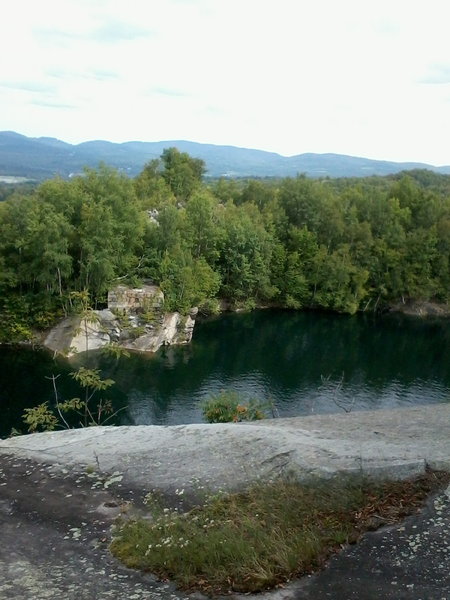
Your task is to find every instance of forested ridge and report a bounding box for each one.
[1,148,449,342]
[3,131,450,179]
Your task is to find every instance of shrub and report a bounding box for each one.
[201,391,267,423]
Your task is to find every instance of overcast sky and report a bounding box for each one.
[1,0,449,164]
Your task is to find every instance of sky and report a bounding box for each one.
[1,0,449,165]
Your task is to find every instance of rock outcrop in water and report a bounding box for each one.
[44,284,197,357]
[389,300,450,317]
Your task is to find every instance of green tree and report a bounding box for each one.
[161,147,205,202]
[278,175,323,232]
[218,203,276,303]
[134,159,175,209]
[74,166,146,299]
[159,246,220,313]
[185,190,224,263]
[310,245,368,314]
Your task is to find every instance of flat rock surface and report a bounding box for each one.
[2,405,450,494]
[293,486,450,599]
[0,454,188,600]
[1,405,450,599]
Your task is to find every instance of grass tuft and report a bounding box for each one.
[110,471,449,595]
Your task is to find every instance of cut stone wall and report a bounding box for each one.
[107,284,164,315]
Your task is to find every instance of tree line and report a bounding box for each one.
[1,147,450,341]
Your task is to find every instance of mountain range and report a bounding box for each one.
[1,130,449,180]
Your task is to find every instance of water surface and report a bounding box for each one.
[1,310,449,437]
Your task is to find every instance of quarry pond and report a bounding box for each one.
[1,309,450,438]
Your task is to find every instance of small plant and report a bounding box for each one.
[8,428,22,437]
[22,368,121,432]
[140,299,158,324]
[129,325,147,339]
[23,402,59,432]
[201,391,267,423]
[112,310,132,330]
[21,292,127,433]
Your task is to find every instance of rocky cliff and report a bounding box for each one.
[44,284,197,357]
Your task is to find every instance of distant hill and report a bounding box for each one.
[1,130,449,180]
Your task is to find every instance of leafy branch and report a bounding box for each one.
[22,294,128,433]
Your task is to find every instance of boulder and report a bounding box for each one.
[44,315,111,356]
[121,310,197,352]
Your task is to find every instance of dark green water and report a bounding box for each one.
[1,310,450,437]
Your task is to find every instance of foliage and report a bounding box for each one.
[101,343,131,360]
[71,366,114,392]
[201,391,267,423]
[22,365,119,432]
[1,153,450,333]
[23,402,59,432]
[110,471,449,595]
[161,256,221,314]
[128,325,147,339]
[21,295,124,433]
[197,298,221,316]
[161,147,205,202]
[0,292,61,343]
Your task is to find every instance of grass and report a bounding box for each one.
[110,470,449,595]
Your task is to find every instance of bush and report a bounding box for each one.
[201,391,267,423]
[0,292,62,343]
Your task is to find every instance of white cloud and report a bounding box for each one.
[1,0,449,164]
[0,81,56,93]
[420,63,450,85]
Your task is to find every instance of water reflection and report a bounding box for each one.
[1,310,449,436]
